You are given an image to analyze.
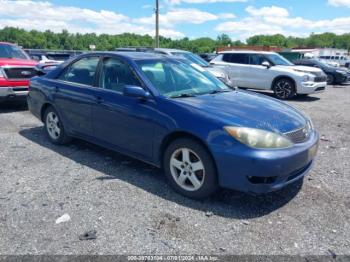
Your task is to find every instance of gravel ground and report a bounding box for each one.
[0,85,349,256]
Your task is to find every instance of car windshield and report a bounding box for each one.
[172,52,210,67]
[0,44,29,59]
[266,54,293,66]
[137,59,230,98]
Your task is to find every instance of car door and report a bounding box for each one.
[247,54,273,89]
[53,56,100,137]
[212,53,248,87]
[92,56,156,160]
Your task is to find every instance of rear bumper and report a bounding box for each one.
[297,81,327,94]
[0,86,28,101]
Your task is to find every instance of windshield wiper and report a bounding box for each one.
[208,89,231,94]
[170,93,197,98]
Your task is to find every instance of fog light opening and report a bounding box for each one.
[247,176,277,184]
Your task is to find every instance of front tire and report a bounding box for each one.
[273,78,296,100]
[326,74,335,85]
[163,138,218,199]
[44,106,71,145]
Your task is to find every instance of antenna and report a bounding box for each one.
[155,0,160,48]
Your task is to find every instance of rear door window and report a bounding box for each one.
[222,53,249,64]
[58,56,100,86]
[229,53,249,64]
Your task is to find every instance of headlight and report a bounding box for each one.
[224,126,293,149]
[302,75,311,82]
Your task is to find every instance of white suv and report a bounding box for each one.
[211,51,327,99]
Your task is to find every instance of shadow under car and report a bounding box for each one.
[19,126,303,219]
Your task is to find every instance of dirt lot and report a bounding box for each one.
[0,85,349,256]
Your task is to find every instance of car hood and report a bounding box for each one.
[0,58,37,67]
[278,65,325,76]
[174,90,308,133]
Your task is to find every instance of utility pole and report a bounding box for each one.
[155,0,160,48]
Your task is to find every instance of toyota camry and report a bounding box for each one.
[27,52,319,199]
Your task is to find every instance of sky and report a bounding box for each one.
[0,0,350,41]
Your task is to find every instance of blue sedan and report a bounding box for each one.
[27,52,319,199]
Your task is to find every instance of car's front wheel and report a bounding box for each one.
[326,74,335,85]
[163,138,218,199]
[44,106,71,145]
[273,78,296,100]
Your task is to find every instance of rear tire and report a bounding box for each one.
[273,78,296,100]
[44,106,71,145]
[163,138,218,199]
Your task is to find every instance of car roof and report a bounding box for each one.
[219,50,277,55]
[0,42,17,46]
[81,51,172,61]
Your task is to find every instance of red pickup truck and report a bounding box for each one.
[0,42,38,102]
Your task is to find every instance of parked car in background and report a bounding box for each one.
[318,55,349,67]
[153,48,233,87]
[294,59,350,85]
[28,53,60,64]
[211,51,327,99]
[35,63,60,75]
[116,47,233,88]
[0,42,38,103]
[27,52,319,199]
[25,50,81,64]
[199,53,217,62]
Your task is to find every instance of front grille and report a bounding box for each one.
[3,67,36,80]
[12,87,28,92]
[284,125,310,144]
[314,76,327,82]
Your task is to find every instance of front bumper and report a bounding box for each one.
[335,73,349,84]
[0,86,29,101]
[297,81,327,94]
[212,131,319,194]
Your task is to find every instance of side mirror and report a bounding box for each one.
[123,86,150,100]
[262,61,271,68]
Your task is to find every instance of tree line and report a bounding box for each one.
[0,27,349,53]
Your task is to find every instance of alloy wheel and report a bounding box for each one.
[46,112,61,140]
[275,80,294,99]
[170,148,205,192]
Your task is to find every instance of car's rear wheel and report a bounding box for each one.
[44,106,71,144]
[326,74,335,85]
[273,78,296,100]
[163,138,218,199]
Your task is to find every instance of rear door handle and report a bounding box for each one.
[95,96,104,104]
